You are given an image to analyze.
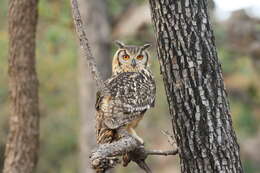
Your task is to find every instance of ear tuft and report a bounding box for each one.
[115,40,125,48]
[141,43,152,51]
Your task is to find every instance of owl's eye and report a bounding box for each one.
[122,54,130,60]
[136,55,144,60]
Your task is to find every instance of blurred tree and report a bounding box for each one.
[77,0,111,173]
[227,10,258,55]
[112,2,150,38]
[3,0,40,173]
[149,0,244,172]
[226,10,260,73]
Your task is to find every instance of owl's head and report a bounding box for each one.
[112,41,151,74]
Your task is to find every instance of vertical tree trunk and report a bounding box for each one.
[149,0,243,172]
[3,0,39,173]
[77,0,111,173]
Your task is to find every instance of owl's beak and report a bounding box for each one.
[131,59,137,67]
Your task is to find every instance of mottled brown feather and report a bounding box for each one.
[95,43,156,144]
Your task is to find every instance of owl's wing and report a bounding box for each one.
[98,72,156,129]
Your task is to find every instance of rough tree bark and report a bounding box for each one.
[148,0,244,173]
[77,0,111,172]
[3,0,40,173]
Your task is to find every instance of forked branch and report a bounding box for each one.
[90,132,178,173]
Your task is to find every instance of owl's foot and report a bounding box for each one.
[91,156,120,172]
[135,135,144,145]
[122,153,131,167]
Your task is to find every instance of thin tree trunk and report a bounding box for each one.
[77,0,111,173]
[149,0,243,172]
[3,0,39,173]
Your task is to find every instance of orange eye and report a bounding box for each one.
[136,55,143,60]
[122,55,130,60]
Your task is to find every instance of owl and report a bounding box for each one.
[95,41,156,146]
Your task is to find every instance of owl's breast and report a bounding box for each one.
[105,71,156,111]
[96,71,156,129]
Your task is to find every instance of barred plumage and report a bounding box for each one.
[95,41,156,144]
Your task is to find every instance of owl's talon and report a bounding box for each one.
[122,154,131,167]
[128,128,144,145]
[137,138,144,145]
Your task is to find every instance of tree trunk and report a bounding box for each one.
[148,0,244,173]
[3,0,39,173]
[77,0,111,173]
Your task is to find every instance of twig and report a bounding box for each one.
[127,146,178,173]
[161,130,176,146]
[70,0,105,91]
[146,149,178,156]
[136,161,152,173]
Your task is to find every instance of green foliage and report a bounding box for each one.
[38,114,78,173]
[0,0,9,155]
[243,159,260,173]
[107,0,144,18]
[232,101,258,136]
[35,1,79,172]
[218,49,237,74]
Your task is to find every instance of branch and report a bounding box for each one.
[70,0,105,91]
[90,130,178,173]
[146,149,178,156]
[161,130,177,146]
[90,134,141,173]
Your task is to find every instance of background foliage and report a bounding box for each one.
[0,0,260,172]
